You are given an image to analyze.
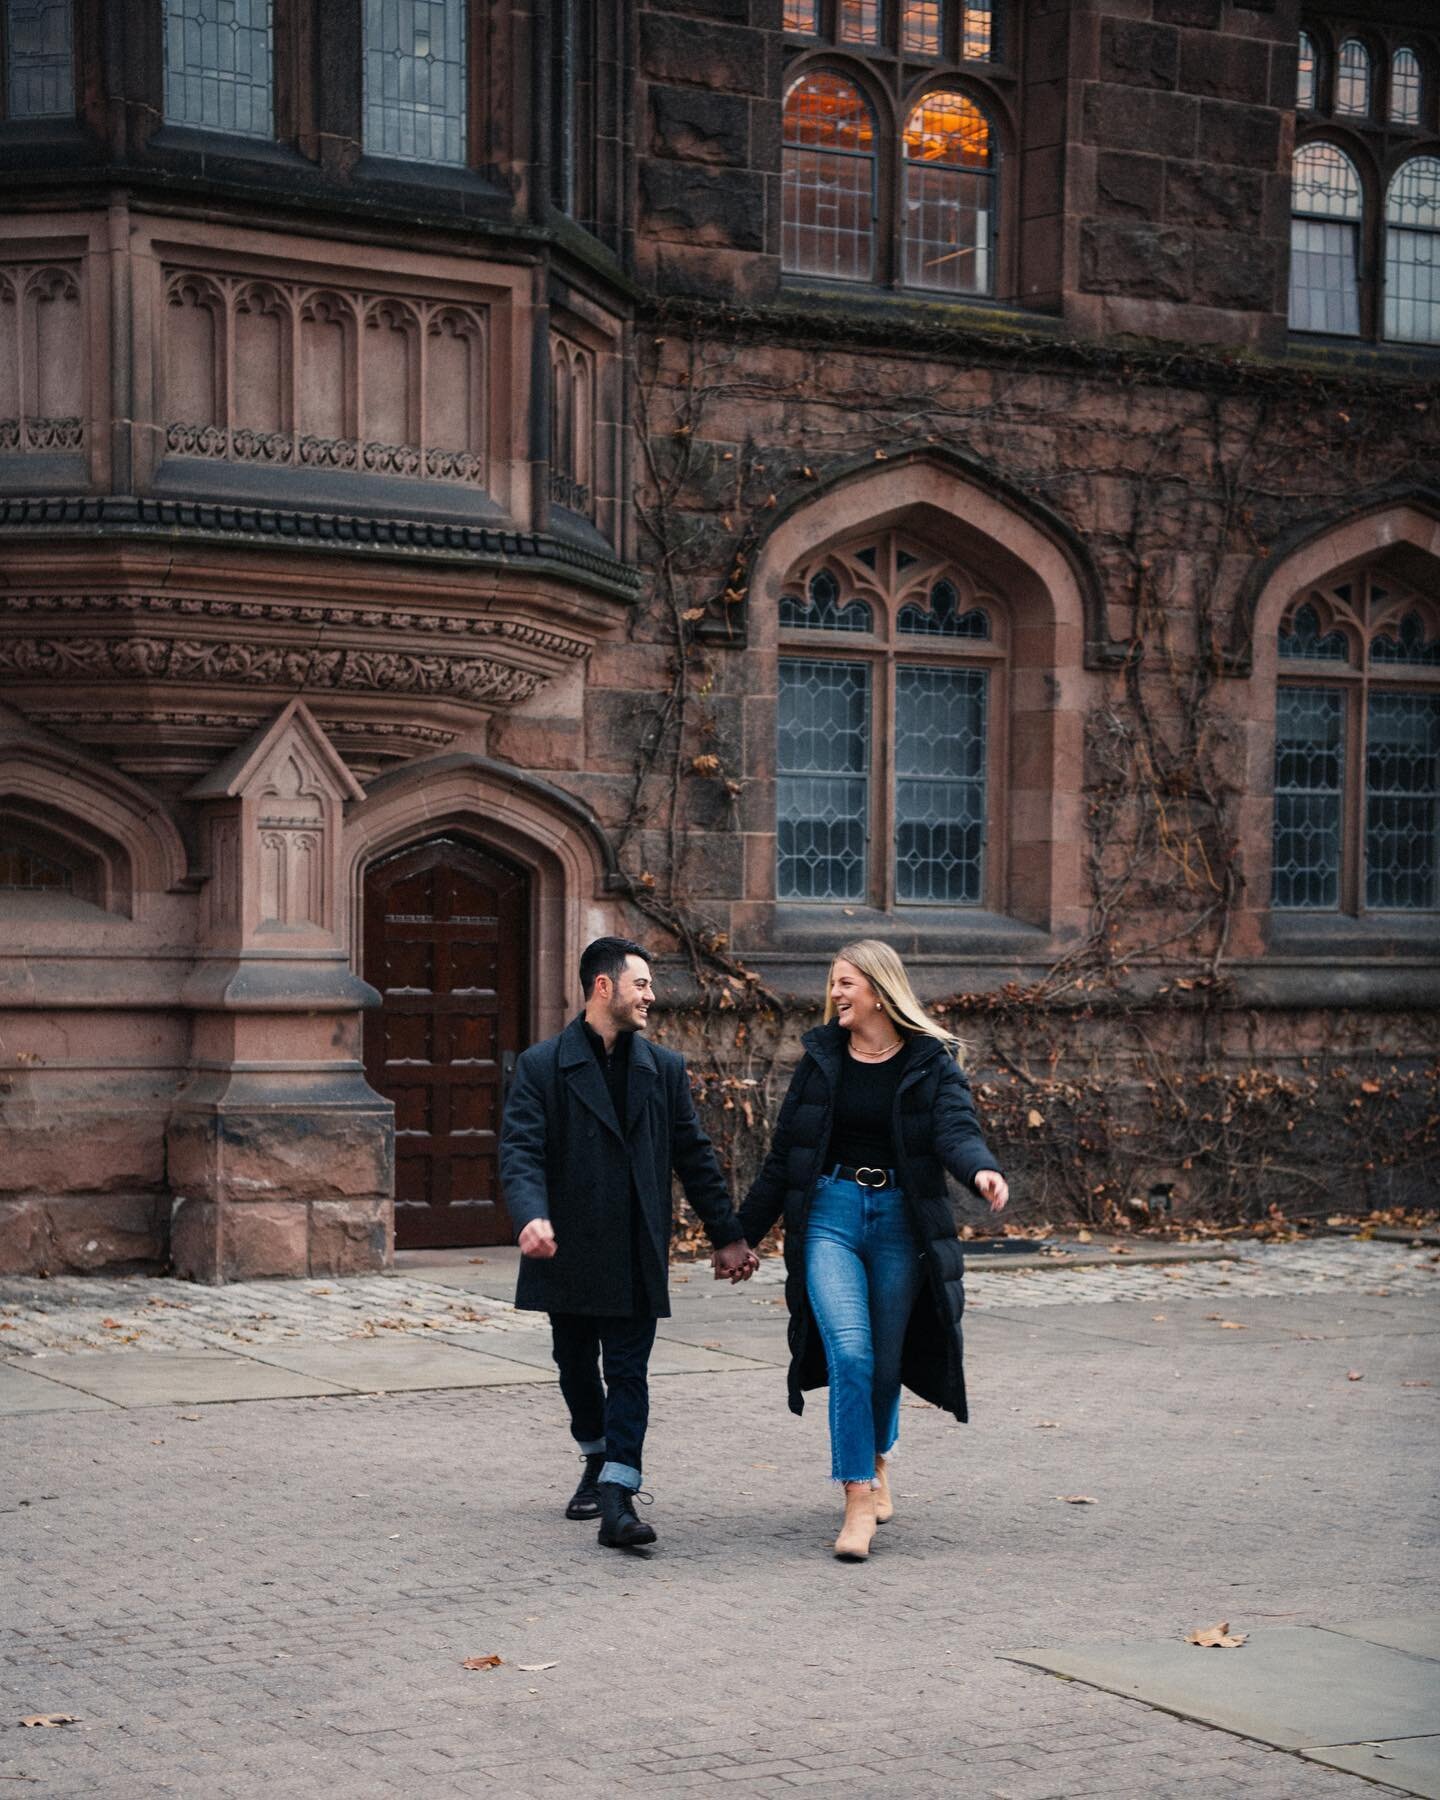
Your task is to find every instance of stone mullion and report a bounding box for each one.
[416,303,431,467]
[220,276,237,455]
[284,289,301,464]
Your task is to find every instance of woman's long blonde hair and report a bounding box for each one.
[823,939,969,1067]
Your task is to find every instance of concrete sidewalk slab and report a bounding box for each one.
[1303,1735,1440,1798]
[1004,1621,1439,1752]
[0,1358,117,1414]
[24,1351,352,1408]
[245,1339,559,1392]
[977,1292,1437,1350]
[1320,1616,1440,1659]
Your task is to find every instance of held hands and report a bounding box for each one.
[974,1169,1009,1214]
[518,1219,557,1259]
[712,1239,760,1284]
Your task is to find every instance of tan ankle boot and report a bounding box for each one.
[872,1454,893,1524]
[834,1481,876,1560]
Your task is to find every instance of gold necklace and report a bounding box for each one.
[848,1036,904,1061]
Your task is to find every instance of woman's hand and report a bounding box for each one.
[974,1169,1009,1213]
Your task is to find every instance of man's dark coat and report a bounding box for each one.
[499,1015,745,1319]
[737,1021,1001,1424]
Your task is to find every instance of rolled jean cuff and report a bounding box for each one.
[599,1460,642,1490]
[576,1438,606,1457]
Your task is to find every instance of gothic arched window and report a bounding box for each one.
[901,90,996,296]
[1289,142,1363,336]
[782,72,878,283]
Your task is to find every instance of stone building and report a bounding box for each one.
[0,0,1435,1280]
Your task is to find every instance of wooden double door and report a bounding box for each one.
[363,837,529,1249]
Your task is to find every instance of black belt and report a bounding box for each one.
[829,1163,897,1190]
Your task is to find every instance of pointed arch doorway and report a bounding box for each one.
[362,837,529,1249]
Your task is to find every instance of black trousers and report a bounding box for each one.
[549,1311,658,1481]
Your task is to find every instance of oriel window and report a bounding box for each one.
[163,0,274,138]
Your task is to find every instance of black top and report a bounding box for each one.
[582,1018,631,1131]
[825,1037,914,1172]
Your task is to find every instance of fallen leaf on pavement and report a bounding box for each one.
[1163,1268,1184,1278]
[1058,1495,1097,1505]
[178,1414,201,1422]
[1187,1623,1247,1649]
[1401,1380,1432,1388]
[1347,1370,1364,1381]
[1152,1314,1167,1322]
[461,1655,502,1671]
[1219,1321,1246,1330]
[1034,1420,1060,1429]
[19,1714,78,1728]
[516,1663,558,1672]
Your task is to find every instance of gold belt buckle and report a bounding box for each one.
[856,1166,887,1189]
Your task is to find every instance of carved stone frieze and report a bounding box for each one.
[0,417,83,452]
[0,262,86,456]
[0,635,545,704]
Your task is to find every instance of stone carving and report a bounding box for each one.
[0,262,85,454]
[257,754,326,928]
[550,332,595,517]
[1,594,591,660]
[27,707,457,751]
[163,267,487,489]
[0,636,546,704]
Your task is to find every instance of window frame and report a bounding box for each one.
[775,529,1009,913]
[1273,572,1440,917]
[0,0,76,123]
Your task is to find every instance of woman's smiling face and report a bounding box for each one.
[829,957,880,1029]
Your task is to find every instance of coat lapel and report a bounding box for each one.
[626,1030,659,1140]
[558,1016,625,1144]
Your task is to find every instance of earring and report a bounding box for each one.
[875,1002,882,1010]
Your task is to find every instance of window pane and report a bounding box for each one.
[0,842,73,890]
[1292,143,1362,220]
[902,92,994,295]
[901,0,940,55]
[5,0,72,118]
[364,0,467,166]
[1366,693,1440,910]
[1289,219,1361,334]
[896,666,987,903]
[1278,602,1349,662]
[784,0,819,30]
[839,0,880,44]
[898,579,990,638]
[782,75,876,282]
[1391,48,1421,126]
[1372,611,1440,666]
[1384,158,1440,345]
[962,0,992,61]
[1335,39,1371,117]
[163,0,273,137]
[780,569,873,632]
[1296,32,1315,112]
[777,659,870,901]
[1273,687,1344,910]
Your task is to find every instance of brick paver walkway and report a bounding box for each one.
[1,1238,1435,1798]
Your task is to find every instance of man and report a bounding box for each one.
[499,936,758,1551]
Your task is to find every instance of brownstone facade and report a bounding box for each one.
[1,0,1436,1278]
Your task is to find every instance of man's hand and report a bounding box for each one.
[518,1219,557,1259]
[712,1239,759,1283]
[974,1170,1009,1214]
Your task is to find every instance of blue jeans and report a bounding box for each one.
[805,1172,926,1484]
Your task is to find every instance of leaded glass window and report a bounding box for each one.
[961,0,991,61]
[1390,48,1422,126]
[1273,573,1440,915]
[896,666,987,902]
[364,0,467,166]
[1335,38,1371,117]
[1274,688,1344,909]
[780,569,873,632]
[902,90,995,295]
[163,0,273,138]
[839,0,880,45]
[1297,32,1316,113]
[1289,143,1362,335]
[782,73,877,283]
[898,578,989,638]
[1366,694,1440,909]
[5,0,72,118]
[784,0,819,32]
[777,659,871,900]
[901,0,940,56]
[1384,157,1440,346]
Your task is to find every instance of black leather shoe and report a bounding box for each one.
[596,1482,657,1550]
[565,1453,606,1521]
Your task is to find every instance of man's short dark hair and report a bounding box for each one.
[580,936,649,999]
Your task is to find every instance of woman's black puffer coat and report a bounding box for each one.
[737,1020,1002,1424]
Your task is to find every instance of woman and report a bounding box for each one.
[732,941,1008,1561]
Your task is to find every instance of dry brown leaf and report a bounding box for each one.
[1026,1109,1044,1129]
[1076,1229,1093,1243]
[1347,1369,1364,1381]
[461,1655,502,1671]
[1401,1379,1432,1388]
[1058,1494,1097,1504]
[1219,1321,1246,1330]
[1152,1314,1167,1322]
[681,607,705,622]
[1034,1420,1060,1429]
[19,1713,78,1728]
[1187,1623,1247,1649]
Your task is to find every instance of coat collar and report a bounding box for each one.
[801,1018,946,1089]
[558,1014,658,1140]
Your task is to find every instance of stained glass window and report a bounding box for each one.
[1335,38,1371,117]
[782,73,877,283]
[1373,611,1440,666]
[5,0,72,118]
[1273,687,1344,910]
[898,579,990,637]
[364,0,467,166]
[1296,32,1316,113]
[1289,143,1362,335]
[1366,694,1440,909]
[1390,47,1422,126]
[1278,602,1350,662]
[1384,157,1440,346]
[780,569,874,632]
[902,90,995,295]
[777,660,871,901]
[163,0,273,137]
[895,665,987,902]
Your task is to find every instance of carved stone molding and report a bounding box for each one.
[0,264,85,456]
[0,635,545,704]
